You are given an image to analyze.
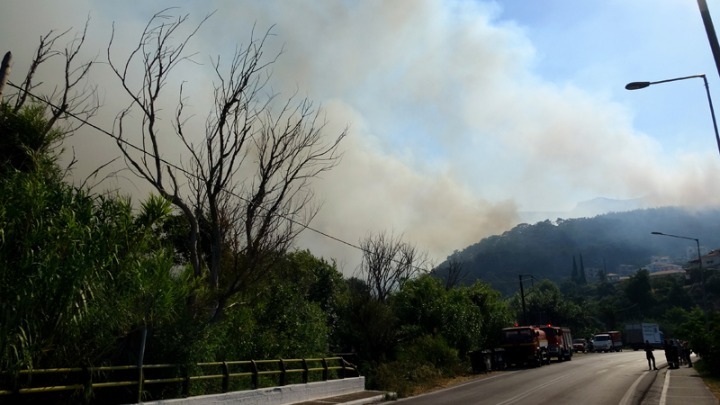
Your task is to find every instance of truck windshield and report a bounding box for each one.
[541,328,557,337]
[594,336,610,341]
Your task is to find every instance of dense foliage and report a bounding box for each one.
[0,97,504,401]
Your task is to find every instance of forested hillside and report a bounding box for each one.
[436,208,720,296]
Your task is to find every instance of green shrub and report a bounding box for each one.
[397,334,460,378]
[371,360,442,398]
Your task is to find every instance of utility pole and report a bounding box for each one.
[518,274,534,325]
[519,275,527,325]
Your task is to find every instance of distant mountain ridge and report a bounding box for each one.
[571,196,648,216]
[518,197,649,224]
[435,205,720,296]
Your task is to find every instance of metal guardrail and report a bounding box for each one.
[0,356,359,404]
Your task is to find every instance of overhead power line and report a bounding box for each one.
[5,81,438,274]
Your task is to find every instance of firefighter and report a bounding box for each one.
[644,340,658,370]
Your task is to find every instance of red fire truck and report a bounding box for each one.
[538,325,573,362]
[500,325,549,367]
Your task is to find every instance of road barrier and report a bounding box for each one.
[0,356,359,404]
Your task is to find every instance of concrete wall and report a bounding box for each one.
[140,377,366,405]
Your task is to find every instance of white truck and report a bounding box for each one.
[624,323,663,350]
[592,331,622,352]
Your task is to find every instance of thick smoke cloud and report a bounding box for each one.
[3,0,720,274]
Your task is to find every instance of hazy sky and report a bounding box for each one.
[3,0,720,274]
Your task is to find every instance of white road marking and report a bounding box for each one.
[495,374,571,405]
[660,369,671,405]
[619,370,647,405]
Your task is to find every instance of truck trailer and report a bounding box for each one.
[624,323,664,350]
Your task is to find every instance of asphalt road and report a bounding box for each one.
[396,351,660,405]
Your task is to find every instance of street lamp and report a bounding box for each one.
[625,74,720,157]
[650,231,708,323]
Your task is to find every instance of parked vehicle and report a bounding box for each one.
[539,325,573,361]
[607,330,623,351]
[592,331,623,352]
[592,333,611,352]
[500,325,548,367]
[624,323,664,350]
[573,338,588,353]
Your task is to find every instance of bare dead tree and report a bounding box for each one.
[359,232,427,303]
[11,18,99,134]
[442,255,466,290]
[3,18,98,174]
[107,9,346,321]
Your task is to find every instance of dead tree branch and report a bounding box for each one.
[107,9,346,321]
[360,232,428,303]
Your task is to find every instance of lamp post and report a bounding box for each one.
[650,231,708,325]
[625,74,720,158]
[697,0,720,80]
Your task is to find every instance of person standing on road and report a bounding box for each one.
[663,339,672,368]
[645,340,658,370]
[669,339,680,369]
[682,341,693,368]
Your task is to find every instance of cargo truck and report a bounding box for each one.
[624,323,664,350]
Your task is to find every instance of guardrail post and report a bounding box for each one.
[250,360,258,389]
[137,325,147,403]
[279,359,286,386]
[182,366,190,397]
[340,358,346,379]
[10,370,20,403]
[302,359,308,384]
[222,362,229,393]
[137,365,144,404]
[322,358,329,381]
[82,366,92,405]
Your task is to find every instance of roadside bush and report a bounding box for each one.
[368,334,461,397]
[698,312,720,376]
[397,335,461,378]
[371,360,441,398]
[664,307,720,375]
